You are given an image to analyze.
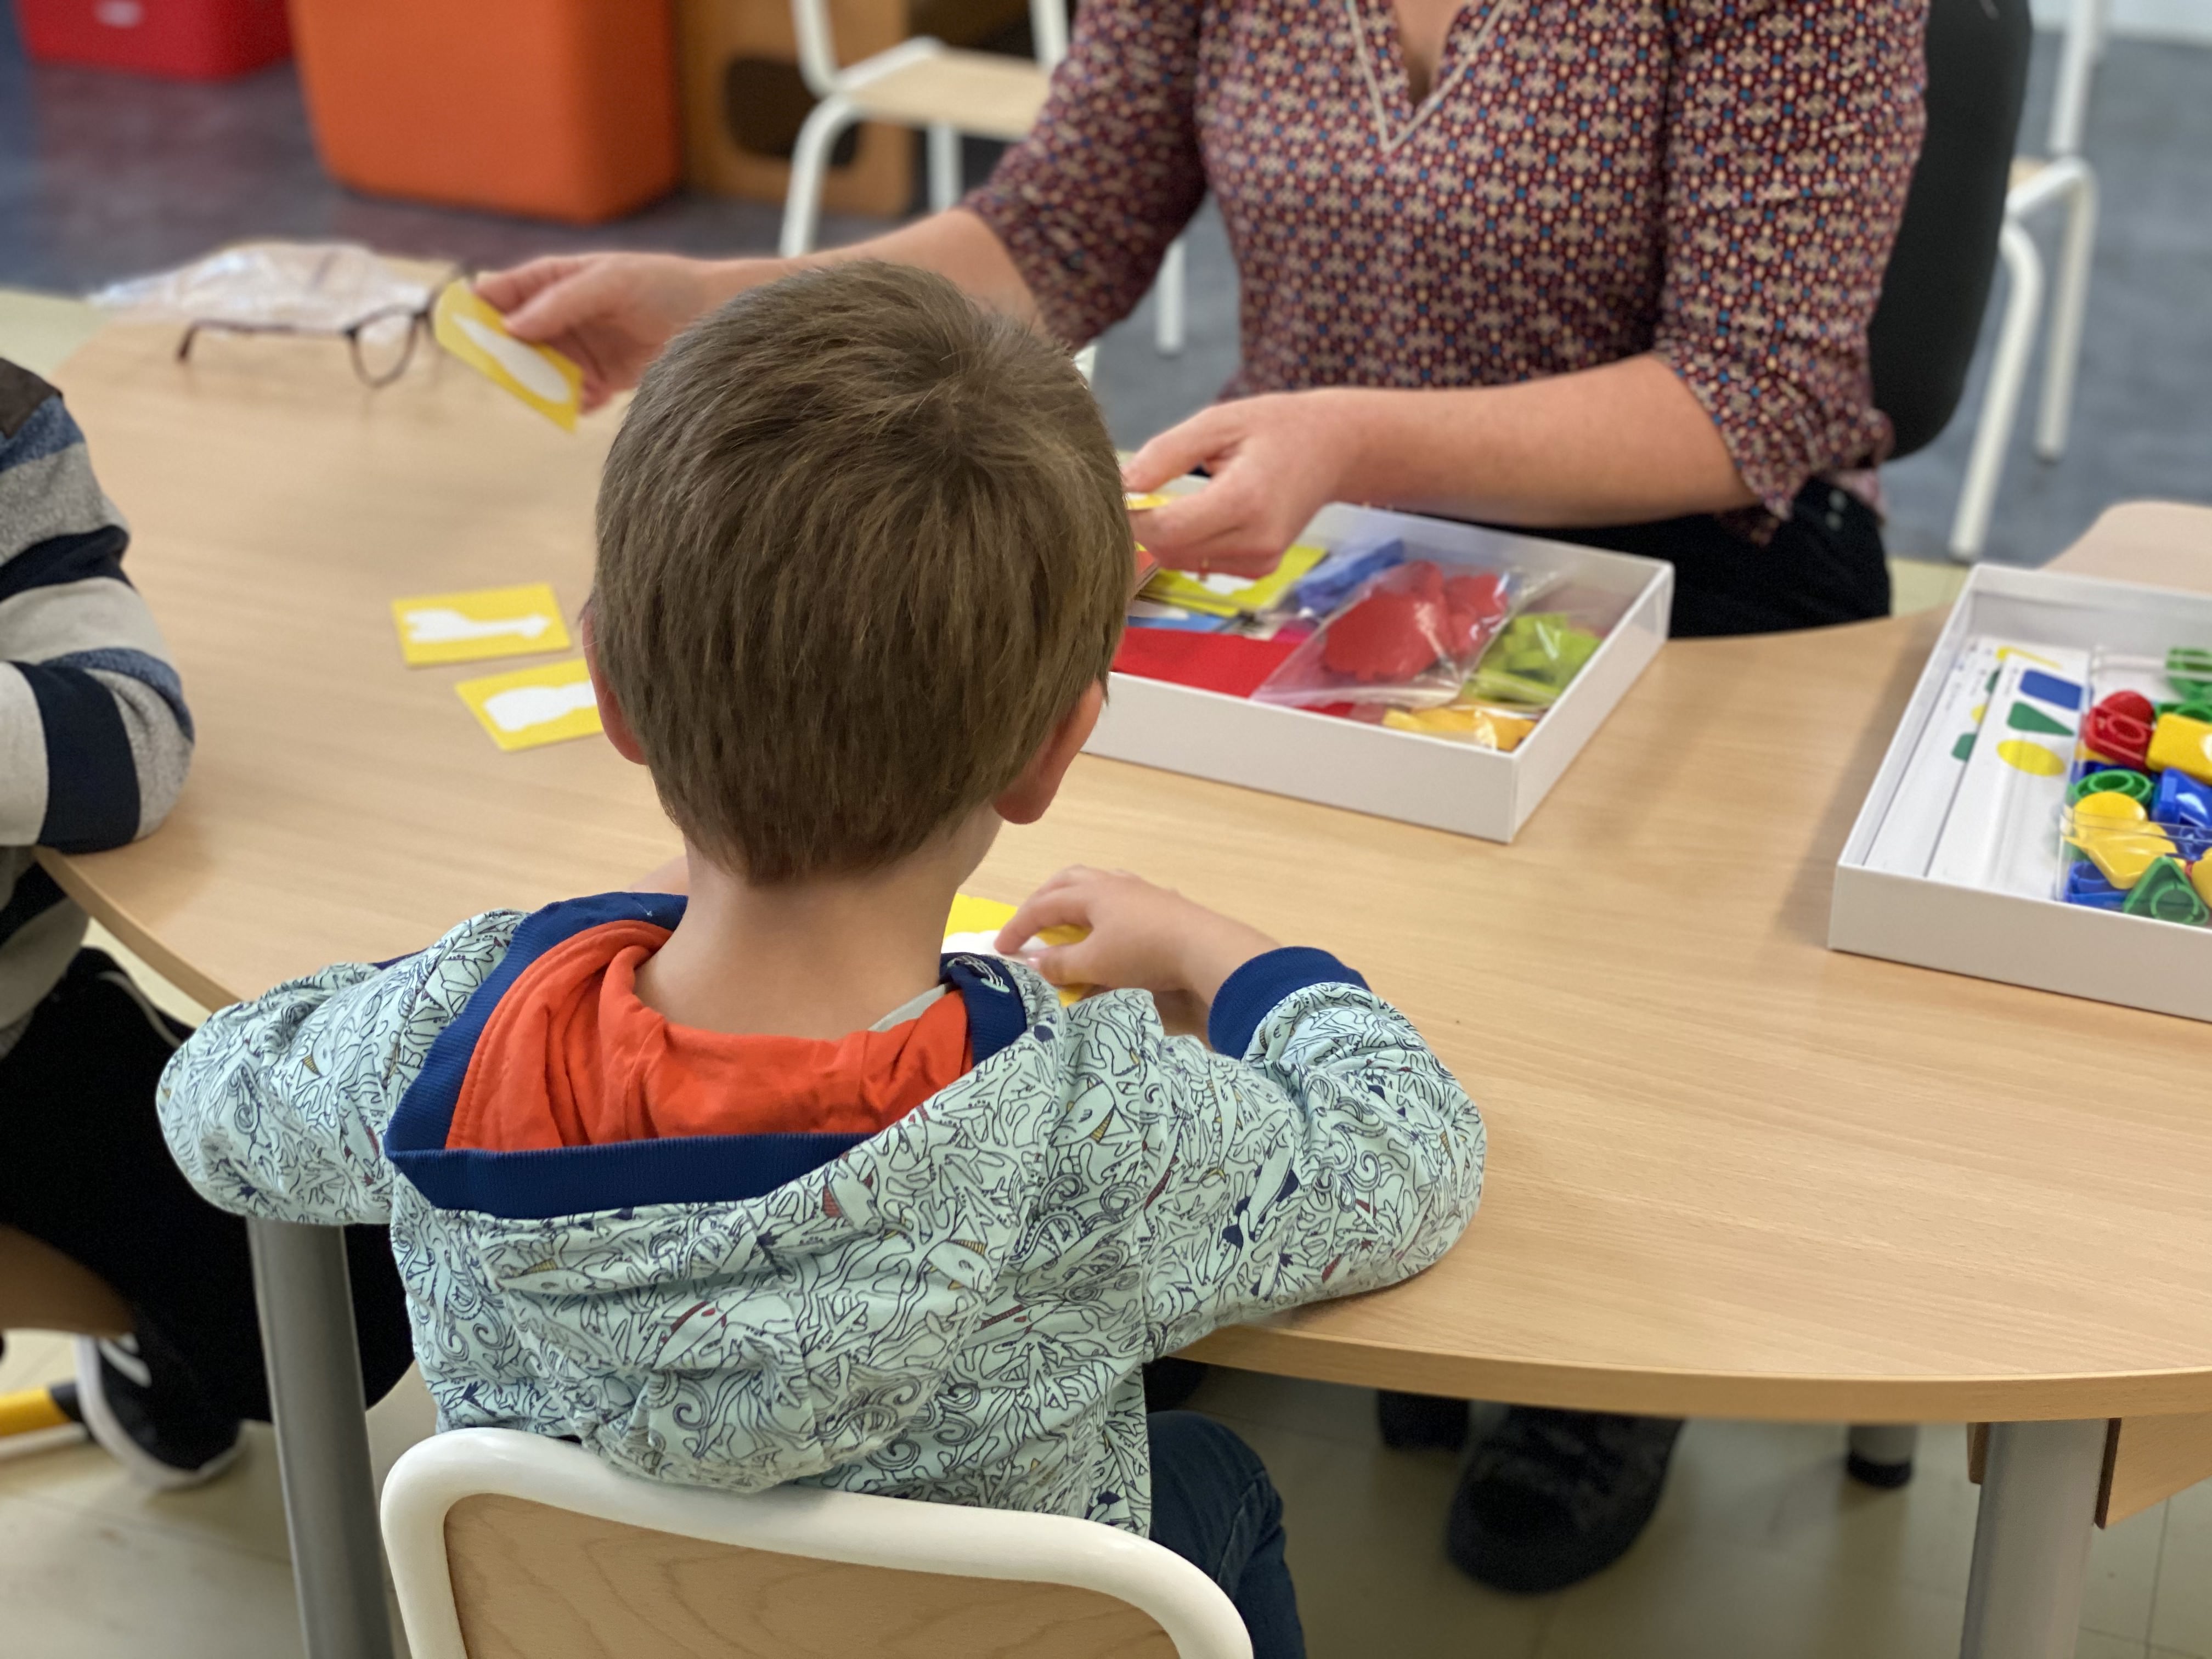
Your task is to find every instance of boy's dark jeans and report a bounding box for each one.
[1148,1410,1305,1658]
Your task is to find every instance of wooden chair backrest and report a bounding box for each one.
[445,1493,1181,1659]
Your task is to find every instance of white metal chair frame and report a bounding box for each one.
[780,0,1188,355]
[1950,0,2103,560]
[382,1427,1252,1659]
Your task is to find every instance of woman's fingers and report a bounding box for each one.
[1121,407,1240,494]
[473,256,585,316]
[498,262,620,345]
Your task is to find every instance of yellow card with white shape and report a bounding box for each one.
[431,282,583,431]
[944,893,1087,1004]
[455,658,602,752]
[392,583,570,667]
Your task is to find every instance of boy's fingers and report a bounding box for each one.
[1028,941,1098,987]
[994,887,1092,955]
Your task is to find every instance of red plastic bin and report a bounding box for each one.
[13,0,290,79]
[286,0,680,225]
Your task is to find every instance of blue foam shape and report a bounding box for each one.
[2155,765,2212,828]
[1294,537,1405,613]
[2064,863,2128,910]
[2020,669,2084,710]
[1125,612,1228,633]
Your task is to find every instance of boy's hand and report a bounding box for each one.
[996,867,1277,1005]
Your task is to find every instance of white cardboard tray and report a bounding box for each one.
[1830,561,2212,1023]
[1085,503,1672,843]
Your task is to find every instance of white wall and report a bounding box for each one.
[2032,0,2212,46]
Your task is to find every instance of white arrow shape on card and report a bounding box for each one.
[404,607,552,645]
[452,314,572,403]
[483,679,596,733]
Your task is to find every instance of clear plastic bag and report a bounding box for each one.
[88,242,433,332]
[1253,557,1555,710]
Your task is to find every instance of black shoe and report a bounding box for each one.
[74,1335,242,1489]
[1143,1358,1209,1412]
[1378,1390,1470,1451]
[1447,1408,1683,1594]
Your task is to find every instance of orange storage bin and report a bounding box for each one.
[287,0,680,224]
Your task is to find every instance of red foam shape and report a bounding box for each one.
[1322,589,1445,681]
[1111,628,1301,698]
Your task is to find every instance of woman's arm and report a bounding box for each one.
[1123,357,1755,574]
[479,210,1034,410]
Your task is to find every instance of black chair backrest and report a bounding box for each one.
[1867,0,2034,460]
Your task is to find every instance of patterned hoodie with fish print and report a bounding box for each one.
[157,890,1483,1534]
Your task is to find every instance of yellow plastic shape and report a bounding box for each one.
[431,282,583,431]
[2070,790,2148,825]
[2194,859,2212,908]
[0,1386,74,1437]
[2069,826,2179,890]
[1995,738,2067,777]
[391,582,570,667]
[2146,713,2212,785]
[1141,543,1328,618]
[941,893,1086,1004]
[454,658,602,752]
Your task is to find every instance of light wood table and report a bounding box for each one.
[47,321,2212,1659]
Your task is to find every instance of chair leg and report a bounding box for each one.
[1949,220,2044,563]
[927,122,962,213]
[1848,1423,1920,1488]
[2034,169,2097,463]
[779,94,861,259]
[1154,237,1188,358]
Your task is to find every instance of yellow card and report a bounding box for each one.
[455,658,602,752]
[392,583,571,667]
[431,282,583,431]
[1140,542,1327,618]
[943,893,1086,1003]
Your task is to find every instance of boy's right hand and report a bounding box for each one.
[996,867,1278,1006]
[475,253,784,411]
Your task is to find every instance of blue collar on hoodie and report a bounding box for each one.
[383,892,1032,1220]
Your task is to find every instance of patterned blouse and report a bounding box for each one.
[968,0,1927,521]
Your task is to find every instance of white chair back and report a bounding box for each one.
[381,1427,1252,1659]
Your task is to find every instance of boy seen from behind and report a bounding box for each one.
[159,264,1483,1657]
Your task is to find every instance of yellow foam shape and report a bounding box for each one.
[392,582,570,667]
[2147,713,2212,785]
[1382,705,1537,752]
[1125,492,1171,510]
[432,282,583,431]
[2071,790,2147,824]
[1995,738,2066,776]
[1141,543,1327,618]
[943,893,1086,1003]
[455,658,601,752]
[2070,826,2177,889]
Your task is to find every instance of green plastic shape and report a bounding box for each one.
[2171,646,2212,701]
[2122,856,2210,927]
[2067,769,2153,806]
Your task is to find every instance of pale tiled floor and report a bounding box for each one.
[0,294,2160,1659]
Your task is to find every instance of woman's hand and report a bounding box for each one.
[995,866,1277,1006]
[475,253,781,410]
[1120,388,1368,577]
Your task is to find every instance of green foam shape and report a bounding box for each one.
[2006,701,2072,736]
[2122,857,2209,927]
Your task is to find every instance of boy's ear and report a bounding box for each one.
[995,680,1104,826]
[581,607,648,766]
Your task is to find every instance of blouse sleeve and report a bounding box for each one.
[1652,0,1927,517]
[962,0,1209,348]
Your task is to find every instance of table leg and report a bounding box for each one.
[248,1218,393,1659]
[1959,1418,2107,1659]
[1847,1422,1919,1487]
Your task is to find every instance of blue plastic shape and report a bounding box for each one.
[2064,863,2128,910]
[2154,765,2212,828]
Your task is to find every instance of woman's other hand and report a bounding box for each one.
[475,253,771,411]
[1120,389,1366,578]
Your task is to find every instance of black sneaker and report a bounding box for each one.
[1447,1408,1683,1593]
[73,1335,242,1490]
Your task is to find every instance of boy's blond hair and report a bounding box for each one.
[594,262,1130,884]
